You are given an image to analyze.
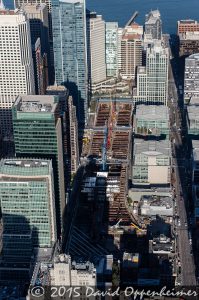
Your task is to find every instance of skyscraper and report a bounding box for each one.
[87,12,106,86]
[133,43,169,105]
[121,30,142,80]
[0,158,57,248]
[52,0,87,123]
[184,53,199,104]
[21,3,50,94]
[12,95,66,235]
[145,10,162,41]
[0,9,35,134]
[105,22,118,77]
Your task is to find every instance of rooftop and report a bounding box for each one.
[14,95,58,113]
[0,158,51,177]
[192,140,199,162]
[21,3,46,12]
[134,139,171,157]
[136,105,169,121]
[140,194,172,208]
[187,105,199,121]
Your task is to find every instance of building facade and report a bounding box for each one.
[179,32,199,57]
[87,12,106,86]
[177,20,199,35]
[132,139,171,186]
[0,158,57,248]
[12,95,66,236]
[105,22,118,77]
[133,43,169,105]
[184,53,199,103]
[121,33,142,80]
[0,10,35,134]
[52,0,87,123]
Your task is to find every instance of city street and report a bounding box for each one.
[168,48,196,286]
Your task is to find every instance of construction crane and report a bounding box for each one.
[101,122,108,171]
[110,219,122,230]
[130,222,144,233]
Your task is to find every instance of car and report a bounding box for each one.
[184,222,187,227]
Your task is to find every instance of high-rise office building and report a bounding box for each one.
[133,43,169,105]
[0,158,57,248]
[33,38,49,95]
[0,9,35,134]
[105,22,118,77]
[21,3,49,53]
[52,0,87,123]
[15,0,54,84]
[121,31,142,80]
[21,4,49,94]
[145,10,162,41]
[117,27,124,73]
[184,53,199,103]
[12,95,66,235]
[87,12,106,86]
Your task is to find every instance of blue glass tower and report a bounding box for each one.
[52,0,87,123]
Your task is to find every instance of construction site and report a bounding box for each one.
[66,98,149,261]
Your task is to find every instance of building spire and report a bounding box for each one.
[0,0,5,10]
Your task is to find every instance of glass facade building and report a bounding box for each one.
[0,159,57,248]
[12,95,65,236]
[52,0,87,123]
[105,22,118,77]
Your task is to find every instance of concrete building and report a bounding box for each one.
[187,104,199,137]
[179,32,199,57]
[120,23,143,80]
[0,158,57,248]
[15,0,54,84]
[68,96,79,174]
[87,12,106,86]
[132,139,171,186]
[21,3,49,53]
[105,22,118,77]
[121,33,142,80]
[191,140,199,225]
[52,0,87,123]
[12,95,66,235]
[21,3,50,94]
[117,27,123,73]
[134,105,170,138]
[140,195,173,216]
[177,20,199,35]
[184,53,199,103]
[133,43,169,105]
[32,38,48,95]
[144,10,162,41]
[30,254,97,295]
[151,234,173,254]
[0,9,35,134]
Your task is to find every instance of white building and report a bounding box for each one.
[132,138,171,186]
[184,53,199,104]
[0,9,35,134]
[144,10,162,41]
[87,12,106,85]
[133,42,169,105]
[50,254,97,286]
[105,22,118,77]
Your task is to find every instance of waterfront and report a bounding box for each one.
[86,0,199,33]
